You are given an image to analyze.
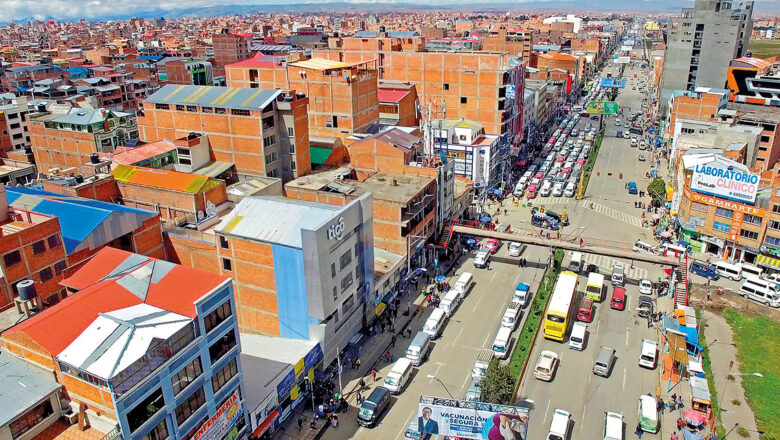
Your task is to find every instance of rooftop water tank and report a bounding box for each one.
[17,279,37,301]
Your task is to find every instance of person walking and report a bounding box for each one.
[297,417,304,431]
[635,422,643,438]
[671,432,678,440]
[676,417,683,431]
[370,368,377,382]
[391,335,397,348]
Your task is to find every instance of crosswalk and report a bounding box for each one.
[534,196,571,205]
[582,253,649,281]
[588,201,644,228]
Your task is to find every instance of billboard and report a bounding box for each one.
[691,159,759,204]
[613,56,631,64]
[417,400,530,439]
[192,390,243,440]
[586,101,620,115]
[600,77,626,88]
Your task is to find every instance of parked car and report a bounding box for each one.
[474,250,490,268]
[508,242,523,257]
[637,295,654,318]
[484,238,502,254]
[638,279,653,295]
[534,350,560,382]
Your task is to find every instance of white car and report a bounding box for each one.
[547,408,571,440]
[604,412,624,440]
[638,279,653,295]
[474,250,490,268]
[534,350,560,382]
[508,242,523,257]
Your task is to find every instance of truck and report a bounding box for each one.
[472,349,494,379]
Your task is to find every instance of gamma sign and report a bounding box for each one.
[586,101,620,115]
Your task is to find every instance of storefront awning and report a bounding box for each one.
[252,410,278,437]
[756,254,780,270]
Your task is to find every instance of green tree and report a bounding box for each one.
[647,177,666,204]
[480,360,515,404]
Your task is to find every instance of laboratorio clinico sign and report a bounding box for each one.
[690,160,759,204]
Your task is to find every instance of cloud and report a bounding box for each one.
[1,0,254,20]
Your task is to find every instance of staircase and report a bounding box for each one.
[674,253,689,308]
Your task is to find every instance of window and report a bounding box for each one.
[215,107,227,114]
[171,357,203,395]
[339,250,352,270]
[175,387,206,426]
[263,135,277,147]
[460,97,467,104]
[222,258,232,271]
[186,105,197,112]
[32,240,46,254]
[774,204,780,214]
[154,103,170,110]
[443,83,450,90]
[204,301,232,333]
[770,220,780,231]
[287,127,294,137]
[209,330,237,364]
[331,116,339,128]
[265,151,278,165]
[39,267,52,282]
[743,214,763,225]
[176,105,185,111]
[740,229,759,240]
[262,116,275,130]
[766,235,780,246]
[3,250,21,267]
[47,235,61,249]
[291,160,296,171]
[54,260,66,275]
[691,202,708,213]
[331,262,336,278]
[681,127,695,135]
[9,400,53,439]
[202,107,213,113]
[211,357,238,393]
[128,388,165,432]
[333,286,338,300]
[342,294,354,313]
[231,109,251,116]
[341,273,353,292]
[715,207,734,219]
[141,420,169,440]
[219,235,229,249]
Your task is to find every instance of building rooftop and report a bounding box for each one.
[365,128,421,151]
[52,107,129,126]
[729,102,780,124]
[353,172,431,204]
[145,84,281,111]
[108,139,176,166]
[0,350,61,427]
[285,166,358,191]
[112,164,223,194]
[288,58,351,71]
[216,196,341,248]
[377,88,410,103]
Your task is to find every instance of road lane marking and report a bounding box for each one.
[460,371,472,391]
[452,327,465,346]
[429,364,442,382]
[394,410,417,440]
[490,270,498,282]
[580,404,587,433]
[623,368,627,390]
[543,399,552,425]
[482,333,491,348]
[595,320,600,337]
[472,295,484,312]
[626,327,630,346]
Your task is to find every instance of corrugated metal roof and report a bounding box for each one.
[112,164,222,194]
[216,197,340,248]
[289,58,349,71]
[145,84,281,110]
[0,351,61,426]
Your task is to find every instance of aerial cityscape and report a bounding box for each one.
[0,1,779,440]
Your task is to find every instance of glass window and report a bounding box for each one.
[47,235,61,249]
[175,387,206,426]
[331,262,336,278]
[211,357,238,393]
[171,357,203,395]
[141,420,169,440]
[740,229,759,240]
[3,250,21,267]
[222,258,232,271]
[341,273,353,292]
[743,214,763,225]
[209,330,237,364]
[219,236,229,249]
[715,207,734,219]
[127,388,165,432]
[690,202,708,212]
[333,286,338,300]
[204,301,232,334]
[769,220,780,231]
[32,240,46,254]
[54,261,66,275]
[9,400,53,439]
[39,267,52,282]
[765,235,780,246]
[342,294,354,313]
[339,250,352,270]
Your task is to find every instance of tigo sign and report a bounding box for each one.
[691,160,759,204]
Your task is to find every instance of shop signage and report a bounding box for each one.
[761,245,780,257]
[192,390,242,440]
[685,187,764,216]
[586,101,620,115]
[691,160,759,204]
[730,211,743,241]
[327,217,346,241]
[677,216,697,232]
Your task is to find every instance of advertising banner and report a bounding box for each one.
[685,187,764,216]
[691,160,759,204]
[586,101,620,115]
[192,390,243,440]
[613,56,631,64]
[600,77,626,88]
[417,403,530,439]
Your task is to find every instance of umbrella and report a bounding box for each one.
[661,231,673,238]
[480,215,492,223]
[652,214,661,220]
[684,409,706,426]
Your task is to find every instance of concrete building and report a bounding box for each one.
[377,81,420,128]
[214,195,374,365]
[0,247,248,440]
[730,103,780,170]
[162,60,214,86]
[0,94,31,152]
[139,85,311,182]
[212,31,251,70]
[481,29,534,60]
[660,0,754,106]
[431,119,502,187]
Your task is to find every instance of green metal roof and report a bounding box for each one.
[310,146,334,166]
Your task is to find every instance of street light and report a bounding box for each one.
[426,374,455,399]
[716,360,763,432]
[720,423,764,440]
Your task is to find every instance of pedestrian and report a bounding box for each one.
[357,392,363,405]
[671,432,679,440]
[359,377,366,390]
[297,416,304,431]
[384,351,391,363]
[370,368,376,382]
[635,422,643,438]
[677,395,684,408]
[676,417,683,431]
[706,290,712,301]
[355,358,361,370]
[391,335,397,347]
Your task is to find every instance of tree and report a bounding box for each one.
[647,177,666,204]
[480,360,516,405]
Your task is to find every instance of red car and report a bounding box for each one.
[610,287,626,311]
[485,238,502,254]
[526,185,537,199]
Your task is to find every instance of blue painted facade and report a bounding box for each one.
[272,245,310,340]
[113,281,249,440]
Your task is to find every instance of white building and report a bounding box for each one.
[432,119,502,188]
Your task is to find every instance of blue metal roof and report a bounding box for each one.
[5,187,157,254]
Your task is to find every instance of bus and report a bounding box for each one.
[585,272,605,302]
[543,271,579,342]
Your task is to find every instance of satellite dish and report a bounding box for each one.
[197,211,205,221]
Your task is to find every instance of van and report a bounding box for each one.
[661,243,688,258]
[738,262,763,280]
[514,283,532,306]
[453,272,474,298]
[384,357,413,394]
[569,322,587,350]
[570,251,583,273]
[593,346,616,377]
[638,339,658,369]
[611,264,625,286]
[632,240,657,255]
[439,290,461,317]
[739,277,780,307]
[405,331,432,366]
[610,287,626,310]
[464,377,482,402]
[472,349,494,379]
[548,409,571,440]
[604,412,623,440]
[423,308,446,339]
[715,261,742,281]
[492,327,512,359]
[501,301,523,330]
[638,395,659,433]
[690,261,719,280]
[577,298,595,323]
[404,422,422,440]
[357,387,391,427]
